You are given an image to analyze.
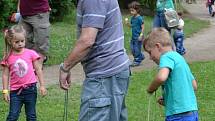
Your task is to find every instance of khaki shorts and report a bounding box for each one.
[19,12,50,55]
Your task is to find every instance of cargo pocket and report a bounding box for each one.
[113,69,130,95]
[36,22,50,54]
[88,97,111,121]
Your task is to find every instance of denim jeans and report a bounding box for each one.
[166,111,198,121]
[7,84,37,121]
[153,11,171,32]
[130,39,144,63]
[173,29,186,55]
[79,68,130,121]
[208,5,212,15]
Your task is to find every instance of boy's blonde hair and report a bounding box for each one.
[3,25,26,60]
[143,28,172,51]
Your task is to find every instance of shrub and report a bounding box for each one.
[0,0,76,29]
[49,0,75,22]
[139,0,156,16]
[118,0,156,16]
[0,0,17,29]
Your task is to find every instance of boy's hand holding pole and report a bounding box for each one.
[157,96,165,106]
[147,88,154,95]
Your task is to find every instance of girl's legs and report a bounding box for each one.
[23,84,37,121]
[7,92,23,121]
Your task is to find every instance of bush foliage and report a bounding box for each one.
[48,0,75,22]
[119,0,156,16]
[0,0,156,29]
[0,0,17,29]
[0,0,75,29]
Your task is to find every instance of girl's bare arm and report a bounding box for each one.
[2,66,9,90]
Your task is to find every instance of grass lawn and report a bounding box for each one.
[0,15,210,65]
[0,11,212,120]
[0,61,214,120]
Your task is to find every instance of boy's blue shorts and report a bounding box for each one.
[165,111,198,121]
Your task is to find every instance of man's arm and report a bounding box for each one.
[147,68,169,94]
[63,27,98,70]
[59,27,98,90]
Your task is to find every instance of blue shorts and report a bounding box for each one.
[166,111,198,121]
[78,68,130,121]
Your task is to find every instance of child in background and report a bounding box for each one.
[173,12,186,55]
[125,1,144,67]
[206,0,215,16]
[206,0,213,15]
[143,28,198,121]
[1,25,47,121]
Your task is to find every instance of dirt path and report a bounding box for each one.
[1,0,215,87]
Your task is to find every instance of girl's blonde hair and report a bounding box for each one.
[143,27,172,51]
[3,25,26,60]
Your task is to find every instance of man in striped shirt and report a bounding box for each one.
[59,0,130,121]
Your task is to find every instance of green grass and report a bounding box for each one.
[0,15,210,65]
[0,61,214,120]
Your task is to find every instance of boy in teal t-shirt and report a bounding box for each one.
[143,28,198,121]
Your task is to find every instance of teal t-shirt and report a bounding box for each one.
[156,0,175,12]
[159,51,198,116]
[130,15,144,40]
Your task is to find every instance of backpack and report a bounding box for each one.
[164,8,179,28]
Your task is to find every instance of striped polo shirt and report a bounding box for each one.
[76,0,129,78]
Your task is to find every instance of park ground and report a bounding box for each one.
[0,0,215,120]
